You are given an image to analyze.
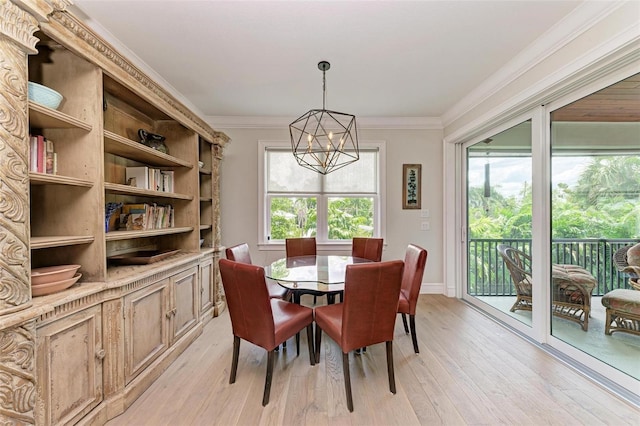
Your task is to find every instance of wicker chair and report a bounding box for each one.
[602,244,640,336]
[613,245,640,290]
[497,244,596,331]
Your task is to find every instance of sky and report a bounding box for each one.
[467,156,591,198]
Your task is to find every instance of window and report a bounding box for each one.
[259,141,385,245]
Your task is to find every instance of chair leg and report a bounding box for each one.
[314,323,322,364]
[409,314,419,353]
[296,332,300,355]
[386,341,396,394]
[401,313,409,334]
[306,324,315,366]
[262,350,275,406]
[342,352,354,412]
[230,336,240,384]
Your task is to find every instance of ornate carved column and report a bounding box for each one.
[0,1,53,423]
[211,138,227,315]
[0,0,40,314]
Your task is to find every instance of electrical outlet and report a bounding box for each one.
[420,221,430,231]
[421,209,430,218]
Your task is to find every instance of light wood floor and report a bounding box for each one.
[106,295,639,425]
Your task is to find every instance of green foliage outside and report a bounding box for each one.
[269,197,373,240]
[469,156,640,240]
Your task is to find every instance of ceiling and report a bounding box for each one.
[70,1,587,127]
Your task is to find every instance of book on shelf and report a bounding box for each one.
[125,166,173,192]
[29,135,57,174]
[29,135,38,172]
[122,203,148,231]
[120,203,174,231]
[160,170,174,193]
[125,166,149,189]
[45,138,55,174]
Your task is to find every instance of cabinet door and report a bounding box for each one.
[200,256,214,317]
[36,305,103,425]
[124,279,170,384]
[172,266,199,344]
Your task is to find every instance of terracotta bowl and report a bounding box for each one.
[31,273,82,297]
[31,264,81,285]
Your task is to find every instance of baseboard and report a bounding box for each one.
[420,282,446,295]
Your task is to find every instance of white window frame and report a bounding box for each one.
[257,140,386,251]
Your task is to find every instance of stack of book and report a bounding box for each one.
[120,203,174,231]
[125,166,174,192]
[29,134,57,174]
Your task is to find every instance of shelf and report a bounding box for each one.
[104,130,193,168]
[105,226,194,241]
[104,182,193,200]
[29,172,94,187]
[199,168,212,175]
[31,235,95,249]
[199,225,211,231]
[29,102,92,131]
[199,197,212,202]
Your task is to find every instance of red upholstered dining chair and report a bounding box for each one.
[351,237,384,262]
[285,237,324,304]
[314,260,404,412]
[218,259,315,406]
[397,244,428,354]
[285,237,317,257]
[226,243,289,300]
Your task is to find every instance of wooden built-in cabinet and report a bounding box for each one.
[0,2,229,424]
[36,305,104,425]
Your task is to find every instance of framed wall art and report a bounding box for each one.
[402,164,421,209]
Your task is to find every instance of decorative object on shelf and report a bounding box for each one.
[107,249,180,265]
[105,202,123,232]
[402,164,421,209]
[289,60,359,175]
[28,81,64,109]
[138,129,169,154]
[32,273,82,297]
[31,264,81,285]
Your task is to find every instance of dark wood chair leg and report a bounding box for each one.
[409,314,419,353]
[343,352,353,412]
[230,336,240,384]
[314,323,322,364]
[296,332,300,355]
[401,313,409,334]
[386,341,396,394]
[306,324,315,365]
[262,350,275,406]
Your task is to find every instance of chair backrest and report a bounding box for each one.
[400,244,428,314]
[497,244,532,289]
[341,260,404,352]
[225,243,253,264]
[219,259,275,349]
[285,237,317,257]
[351,237,384,262]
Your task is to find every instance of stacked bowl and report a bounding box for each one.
[31,264,81,296]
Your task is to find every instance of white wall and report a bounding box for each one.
[217,126,445,291]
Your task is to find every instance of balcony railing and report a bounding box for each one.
[468,238,639,297]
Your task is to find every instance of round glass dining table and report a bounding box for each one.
[264,255,371,304]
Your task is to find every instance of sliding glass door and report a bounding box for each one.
[466,120,533,327]
[549,73,640,380]
[461,71,640,396]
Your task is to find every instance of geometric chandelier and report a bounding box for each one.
[289,61,359,175]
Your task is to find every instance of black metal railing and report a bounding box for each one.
[468,238,639,297]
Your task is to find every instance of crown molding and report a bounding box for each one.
[441,0,628,128]
[206,115,442,130]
